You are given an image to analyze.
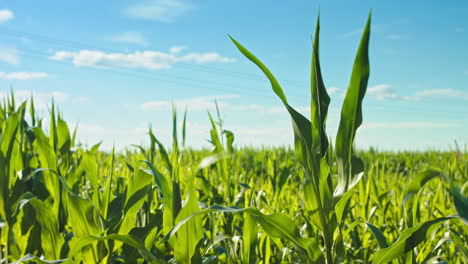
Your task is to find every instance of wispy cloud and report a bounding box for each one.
[141,94,240,111]
[362,122,462,129]
[106,32,148,46]
[0,9,13,23]
[368,84,468,101]
[414,88,468,100]
[123,0,194,22]
[169,45,187,53]
[338,28,362,38]
[0,72,48,80]
[0,90,68,109]
[327,86,343,94]
[49,48,235,69]
[456,27,464,33]
[368,84,413,100]
[0,90,91,111]
[0,46,20,65]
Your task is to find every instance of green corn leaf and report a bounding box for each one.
[310,14,330,157]
[49,101,58,152]
[172,104,179,157]
[173,175,203,264]
[28,198,65,259]
[148,128,173,175]
[373,216,455,264]
[32,127,61,216]
[449,185,468,224]
[230,35,314,171]
[165,205,324,262]
[0,112,20,220]
[67,234,160,263]
[119,167,152,235]
[229,35,287,103]
[142,161,174,236]
[208,112,223,153]
[182,107,187,147]
[80,151,99,192]
[334,185,356,223]
[335,13,371,197]
[403,168,442,204]
[29,96,36,126]
[101,148,115,220]
[366,222,390,248]
[243,213,258,264]
[223,130,235,153]
[56,116,71,154]
[58,175,103,237]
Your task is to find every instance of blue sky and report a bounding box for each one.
[0,0,467,151]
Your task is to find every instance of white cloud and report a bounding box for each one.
[72,96,90,104]
[49,48,235,69]
[141,94,239,111]
[0,46,20,65]
[464,70,468,75]
[368,84,468,101]
[170,45,187,53]
[0,90,69,110]
[328,86,343,95]
[106,32,148,46]
[0,90,90,111]
[0,72,48,80]
[414,88,468,100]
[124,0,194,22]
[0,9,13,23]
[367,84,413,100]
[339,28,362,38]
[140,95,316,116]
[456,27,464,33]
[362,122,462,129]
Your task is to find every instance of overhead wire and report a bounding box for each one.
[1,27,467,117]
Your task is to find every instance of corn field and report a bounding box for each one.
[0,14,467,264]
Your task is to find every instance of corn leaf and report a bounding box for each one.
[335,13,371,197]
[373,216,455,264]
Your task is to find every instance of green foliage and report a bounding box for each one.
[0,13,466,264]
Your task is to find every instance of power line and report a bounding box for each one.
[0,27,308,86]
[1,27,467,116]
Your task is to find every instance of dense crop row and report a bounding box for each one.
[0,14,467,263]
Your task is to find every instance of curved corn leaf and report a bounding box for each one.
[229,36,313,171]
[67,234,160,263]
[142,161,174,235]
[28,198,65,260]
[366,222,390,248]
[229,36,287,103]
[403,168,442,204]
[373,216,455,264]
[164,205,324,262]
[449,185,468,224]
[58,175,103,237]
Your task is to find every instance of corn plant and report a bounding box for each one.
[0,12,467,264]
[168,13,467,264]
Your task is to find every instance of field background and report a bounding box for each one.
[0,95,466,263]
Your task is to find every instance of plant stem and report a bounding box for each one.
[309,167,334,264]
